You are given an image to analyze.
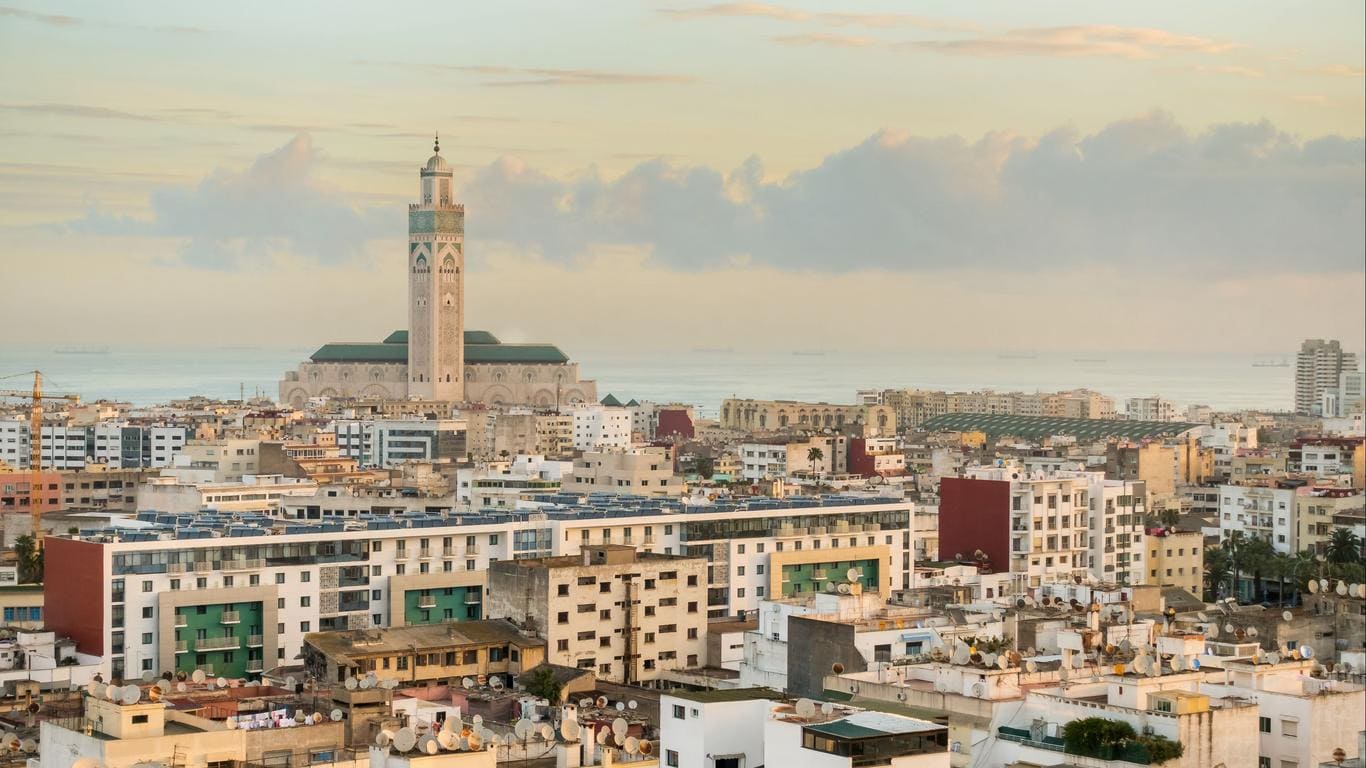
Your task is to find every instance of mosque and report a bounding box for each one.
[279,138,596,408]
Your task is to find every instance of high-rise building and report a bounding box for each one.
[1295,338,1359,415]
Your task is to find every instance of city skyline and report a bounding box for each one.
[1,0,1363,352]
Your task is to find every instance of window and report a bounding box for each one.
[132,714,149,724]
[1259,717,1271,733]
[558,584,570,596]
[142,580,153,592]
[666,750,679,767]
[301,571,311,583]
[558,612,569,624]
[1281,719,1297,737]
[275,573,286,585]
[672,704,685,719]
[557,639,569,651]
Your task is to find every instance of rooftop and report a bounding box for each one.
[305,619,537,662]
[310,330,568,365]
[805,710,944,739]
[665,687,779,704]
[921,413,1199,441]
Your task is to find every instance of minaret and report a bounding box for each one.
[408,134,465,402]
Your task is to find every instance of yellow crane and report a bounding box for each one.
[0,371,81,547]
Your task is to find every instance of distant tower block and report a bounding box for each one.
[408,133,465,402]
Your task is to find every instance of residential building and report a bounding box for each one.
[719,398,895,436]
[562,446,684,496]
[1126,396,1179,422]
[1290,437,1364,481]
[301,618,543,686]
[1146,529,1204,598]
[1296,338,1360,415]
[332,419,466,468]
[848,436,906,478]
[1294,488,1364,556]
[738,442,788,481]
[1215,483,1297,553]
[786,435,849,479]
[570,404,632,451]
[135,474,320,515]
[456,455,571,509]
[0,420,189,470]
[1088,477,1147,586]
[486,545,707,683]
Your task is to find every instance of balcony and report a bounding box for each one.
[174,615,187,628]
[443,546,455,557]
[195,664,215,675]
[174,641,188,654]
[246,635,264,648]
[219,611,241,625]
[417,596,437,609]
[246,660,264,672]
[198,636,241,651]
[467,544,480,555]
[418,548,433,560]
[193,562,212,573]
[464,592,481,605]
[643,535,655,544]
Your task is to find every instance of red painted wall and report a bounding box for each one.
[42,537,106,655]
[848,438,874,478]
[938,477,1010,571]
[656,409,694,439]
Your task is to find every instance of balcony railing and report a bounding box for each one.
[464,593,481,605]
[418,548,432,559]
[246,660,264,672]
[246,635,264,647]
[174,641,188,654]
[220,611,241,624]
[443,546,455,557]
[198,636,241,651]
[174,615,187,628]
[417,596,437,609]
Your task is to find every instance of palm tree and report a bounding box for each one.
[1223,532,1248,600]
[1204,547,1232,601]
[1326,528,1363,565]
[1269,552,1294,606]
[13,534,42,584]
[807,447,824,485]
[1241,538,1275,604]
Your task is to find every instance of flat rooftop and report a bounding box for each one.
[305,619,538,662]
[921,413,1199,441]
[665,687,779,704]
[805,710,944,739]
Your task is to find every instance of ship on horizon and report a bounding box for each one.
[54,346,110,355]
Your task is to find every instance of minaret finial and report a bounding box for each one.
[434,132,440,154]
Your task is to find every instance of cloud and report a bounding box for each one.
[67,133,389,269]
[909,25,1234,60]
[354,59,695,87]
[659,3,978,32]
[1301,64,1366,78]
[0,102,164,122]
[1195,64,1264,79]
[773,33,880,48]
[0,4,79,26]
[455,112,1362,274]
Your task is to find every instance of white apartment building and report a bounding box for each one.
[0,420,189,470]
[739,443,788,481]
[660,688,949,768]
[962,466,1091,588]
[570,404,631,451]
[562,446,683,496]
[135,474,320,515]
[455,455,573,509]
[1126,396,1179,422]
[331,418,465,468]
[1296,338,1360,415]
[1089,477,1147,586]
[47,496,916,681]
[1201,422,1259,479]
[1215,483,1296,553]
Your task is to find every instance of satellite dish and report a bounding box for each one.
[514,719,533,739]
[1026,659,1038,673]
[330,708,344,722]
[225,717,238,730]
[612,717,629,737]
[1308,579,1319,593]
[285,676,297,689]
[1336,581,1348,596]
[489,675,504,690]
[437,730,458,750]
[820,702,834,715]
[596,728,610,745]
[1248,627,1259,638]
[345,677,359,690]
[795,698,817,717]
[951,644,971,665]
[1172,655,1185,672]
[472,714,483,726]
[417,736,438,755]
[90,682,107,699]
[640,740,654,756]
[616,701,626,712]
[462,677,474,689]
[824,581,837,593]
[615,732,626,747]
[997,654,1010,670]
[596,695,609,708]
[383,678,399,690]
[579,698,593,708]
[20,739,36,753]
[176,682,188,693]
[1197,612,1208,622]
[191,669,206,684]
[561,720,582,740]
[846,567,861,582]
[1207,624,1219,638]
[1224,623,1235,634]
[539,724,554,740]
[1118,639,1132,653]
[216,677,228,689]
[627,700,638,710]
[376,729,394,747]
[1267,651,1282,664]
[624,736,640,754]
[359,676,375,689]
[393,727,417,753]
[467,731,483,750]
[1282,610,1293,622]
[140,670,155,683]
[1301,645,1314,660]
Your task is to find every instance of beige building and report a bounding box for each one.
[486,545,707,684]
[1106,439,1211,509]
[785,435,849,479]
[1146,530,1204,598]
[280,141,595,409]
[1229,449,1288,486]
[490,411,573,459]
[1295,489,1364,556]
[562,446,684,497]
[301,618,543,686]
[719,398,894,436]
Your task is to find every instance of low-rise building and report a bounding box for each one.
[302,619,543,687]
[1146,528,1204,598]
[562,446,684,497]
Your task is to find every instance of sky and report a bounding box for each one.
[0,0,1363,355]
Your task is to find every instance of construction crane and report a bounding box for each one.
[0,371,81,547]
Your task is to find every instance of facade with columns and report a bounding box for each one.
[280,139,595,408]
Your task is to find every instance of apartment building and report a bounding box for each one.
[1146,529,1204,598]
[562,446,683,496]
[0,420,189,470]
[1294,488,1364,556]
[738,443,788,481]
[332,419,466,468]
[939,466,1091,589]
[489,410,573,459]
[43,495,916,680]
[570,404,631,451]
[785,435,848,479]
[487,545,707,683]
[1089,477,1147,586]
[1296,338,1359,415]
[848,436,906,478]
[1215,483,1296,553]
[1290,437,1363,481]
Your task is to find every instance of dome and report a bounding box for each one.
[424,153,450,172]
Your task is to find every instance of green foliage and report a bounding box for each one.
[521,667,562,703]
[1062,717,1183,765]
[14,534,42,584]
[1327,528,1363,565]
[694,456,714,479]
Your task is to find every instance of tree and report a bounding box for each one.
[521,666,562,703]
[1240,538,1275,604]
[695,456,714,479]
[1269,552,1294,606]
[1204,547,1232,602]
[807,447,824,484]
[1326,528,1363,565]
[14,534,42,584]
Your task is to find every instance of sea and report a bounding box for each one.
[0,344,1305,417]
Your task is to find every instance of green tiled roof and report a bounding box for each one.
[382,330,501,345]
[920,413,1199,441]
[805,720,888,739]
[601,394,623,407]
[311,330,568,365]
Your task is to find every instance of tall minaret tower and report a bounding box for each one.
[407,134,465,402]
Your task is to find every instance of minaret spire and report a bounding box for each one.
[434,132,440,154]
